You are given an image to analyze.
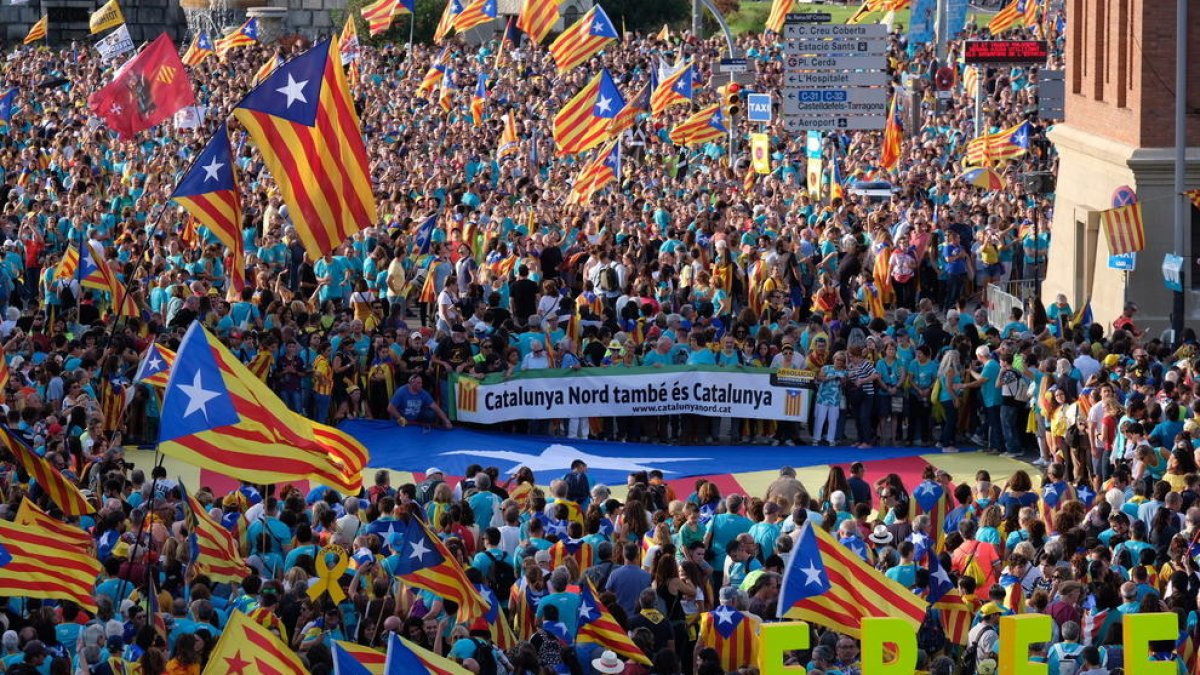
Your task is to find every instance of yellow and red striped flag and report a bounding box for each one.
[0,518,101,612]
[846,0,882,24]
[252,53,282,85]
[434,0,463,43]
[362,0,412,35]
[454,0,496,33]
[548,5,618,72]
[1022,0,1039,25]
[934,590,976,645]
[15,498,93,551]
[1185,189,1200,210]
[1101,203,1146,255]
[988,0,1022,34]
[552,68,623,155]
[203,610,306,675]
[135,342,176,388]
[418,47,448,96]
[518,0,562,44]
[181,482,249,584]
[332,641,386,673]
[23,16,47,45]
[879,96,902,170]
[215,18,258,58]
[655,23,670,41]
[470,71,487,125]
[578,579,651,664]
[438,67,456,113]
[388,517,487,617]
[765,0,795,33]
[669,104,726,146]
[233,35,376,262]
[567,139,620,205]
[609,81,650,136]
[497,114,520,159]
[698,604,760,672]
[182,31,215,66]
[650,63,693,116]
[0,357,9,392]
[1,425,92,516]
[246,351,273,382]
[965,121,1030,165]
[170,124,246,291]
[383,634,470,675]
[158,322,369,493]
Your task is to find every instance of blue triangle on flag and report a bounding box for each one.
[159,322,239,443]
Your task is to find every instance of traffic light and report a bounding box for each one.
[718,82,741,119]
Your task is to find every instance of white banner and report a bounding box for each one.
[96,24,134,61]
[174,105,206,129]
[451,366,814,423]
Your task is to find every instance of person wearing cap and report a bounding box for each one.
[968,604,1002,667]
[6,640,47,675]
[1113,302,1142,337]
[387,372,452,430]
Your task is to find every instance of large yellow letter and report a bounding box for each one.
[998,614,1051,675]
[861,617,916,674]
[758,621,810,675]
[1124,612,1178,675]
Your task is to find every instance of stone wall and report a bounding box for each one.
[2,0,186,46]
[283,0,346,38]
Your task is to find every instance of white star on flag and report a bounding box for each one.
[596,96,612,114]
[276,74,309,109]
[578,602,595,620]
[409,538,430,562]
[713,605,735,624]
[800,563,824,587]
[178,370,220,422]
[200,158,224,182]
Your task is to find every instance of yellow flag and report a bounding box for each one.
[89,0,124,34]
[750,132,771,175]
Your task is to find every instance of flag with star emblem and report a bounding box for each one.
[472,583,517,650]
[332,640,385,674]
[88,33,195,140]
[0,518,101,612]
[170,123,246,291]
[552,68,623,155]
[911,478,950,555]
[518,0,560,44]
[0,88,16,131]
[180,481,249,584]
[203,610,305,675]
[577,578,652,664]
[387,517,485,617]
[669,104,725,146]
[765,0,795,33]
[933,590,976,645]
[54,242,106,289]
[567,139,619,205]
[23,16,47,45]
[778,518,925,637]
[1039,479,1072,530]
[548,5,618,72]
[926,547,954,603]
[215,18,258,58]
[470,71,487,125]
[0,425,93,516]
[649,62,693,116]
[384,633,470,675]
[697,603,760,673]
[418,47,448,96]
[547,538,593,572]
[233,36,376,261]
[778,522,831,608]
[998,571,1024,613]
[413,214,437,255]
[438,67,456,112]
[966,120,1030,165]
[434,0,464,43]
[608,79,650,136]
[135,342,176,388]
[253,53,283,86]
[182,31,215,66]
[340,15,361,64]
[454,0,496,33]
[159,321,369,492]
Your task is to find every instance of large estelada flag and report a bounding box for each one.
[170,123,246,290]
[518,0,560,44]
[233,35,376,260]
[0,425,93,516]
[548,5,618,72]
[89,33,195,140]
[552,68,623,155]
[0,518,101,612]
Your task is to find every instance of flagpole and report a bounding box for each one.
[408,11,415,53]
[115,450,164,605]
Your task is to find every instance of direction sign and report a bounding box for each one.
[785,12,832,23]
[783,38,889,56]
[785,54,887,70]
[783,88,887,114]
[718,57,749,74]
[782,116,887,131]
[784,70,889,87]
[784,23,889,39]
[746,93,772,123]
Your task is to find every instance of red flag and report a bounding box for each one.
[88,34,195,140]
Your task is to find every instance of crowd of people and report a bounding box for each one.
[4,0,1197,673]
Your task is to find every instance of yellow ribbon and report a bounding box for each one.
[307,545,349,604]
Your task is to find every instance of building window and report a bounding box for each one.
[563,5,580,25]
[1071,0,1083,94]
[1092,0,1105,101]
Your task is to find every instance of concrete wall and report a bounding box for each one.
[2,0,187,46]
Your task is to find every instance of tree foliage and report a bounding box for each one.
[597,0,690,34]
[335,0,446,45]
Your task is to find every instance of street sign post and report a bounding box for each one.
[785,12,832,22]
[1108,253,1137,271]
[784,54,887,70]
[782,116,887,131]
[746,93,772,123]
[784,23,889,38]
[718,57,749,74]
[783,39,889,56]
[783,71,890,87]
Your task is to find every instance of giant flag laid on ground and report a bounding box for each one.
[203,610,306,674]
[548,5,618,72]
[0,517,100,611]
[233,35,376,260]
[89,33,194,140]
[170,123,246,290]
[552,68,623,155]
[778,522,926,637]
[0,425,92,516]
[158,322,369,492]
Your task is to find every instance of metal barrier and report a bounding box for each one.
[986,282,1036,327]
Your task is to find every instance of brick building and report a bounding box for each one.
[1043,0,1200,333]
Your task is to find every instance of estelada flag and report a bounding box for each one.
[88,33,195,140]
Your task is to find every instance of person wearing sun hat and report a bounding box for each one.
[591,650,625,674]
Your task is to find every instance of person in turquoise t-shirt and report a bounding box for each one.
[962,345,1003,453]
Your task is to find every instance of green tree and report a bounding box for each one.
[335,0,447,45]
[599,0,689,34]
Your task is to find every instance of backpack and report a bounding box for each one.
[1051,643,1082,675]
[416,478,443,505]
[959,624,994,675]
[647,482,668,512]
[56,279,76,309]
[483,550,517,600]
[917,607,947,656]
[564,472,589,503]
[599,265,618,292]
[470,638,498,675]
